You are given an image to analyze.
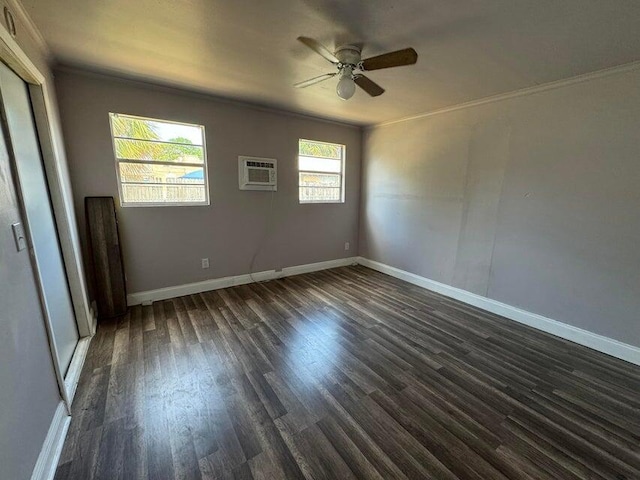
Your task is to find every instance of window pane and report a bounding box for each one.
[122,184,206,204]
[110,113,209,206]
[299,172,341,187]
[114,138,204,163]
[298,156,341,173]
[299,139,342,159]
[110,114,203,145]
[119,162,204,184]
[299,187,342,203]
[297,139,345,204]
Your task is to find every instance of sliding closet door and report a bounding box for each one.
[0,63,78,375]
[0,97,64,480]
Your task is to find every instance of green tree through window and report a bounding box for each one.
[109,113,208,206]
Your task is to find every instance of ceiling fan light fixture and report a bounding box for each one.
[336,73,356,100]
[296,37,418,99]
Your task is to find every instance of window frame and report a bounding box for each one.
[298,138,346,204]
[109,113,210,207]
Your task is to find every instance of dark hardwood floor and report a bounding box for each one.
[55,265,640,480]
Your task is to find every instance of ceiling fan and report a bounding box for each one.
[295,37,418,100]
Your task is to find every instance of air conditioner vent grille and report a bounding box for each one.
[248,168,271,183]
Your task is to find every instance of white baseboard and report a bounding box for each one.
[357,257,640,366]
[127,257,358,306]
[64,335,92,404]
[30,401,70,480]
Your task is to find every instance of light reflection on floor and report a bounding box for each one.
[285,307,342,386]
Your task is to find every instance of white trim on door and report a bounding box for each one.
[29,402,70,480]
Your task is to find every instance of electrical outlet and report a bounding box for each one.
[344,242,350,251]
[201,258,210,269]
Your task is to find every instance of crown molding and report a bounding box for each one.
[54,63,364,130]
[372,60,640,129]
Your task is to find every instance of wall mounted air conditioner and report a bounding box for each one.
[238,156,277,191]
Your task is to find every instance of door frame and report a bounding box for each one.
[0,12,93,409]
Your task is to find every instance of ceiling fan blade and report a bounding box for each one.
[297,37,339,64]
[354,75,385,97]
[294,73,337,88]
[361,48,418,71]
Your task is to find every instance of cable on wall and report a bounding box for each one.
[248,188,276,283]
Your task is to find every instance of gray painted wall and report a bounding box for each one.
[54,70,361,295]
[361,67,640,347]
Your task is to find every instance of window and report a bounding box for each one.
[109,113,209,206]
[298,139,345,203]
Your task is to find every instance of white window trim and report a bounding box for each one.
[109,113,210,207]
[298,139,346,204]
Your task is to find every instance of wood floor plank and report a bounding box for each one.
[56,266,640,480]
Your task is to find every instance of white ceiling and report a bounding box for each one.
[23,0,640,125]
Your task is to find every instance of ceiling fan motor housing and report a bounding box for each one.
[335,45,361,66]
